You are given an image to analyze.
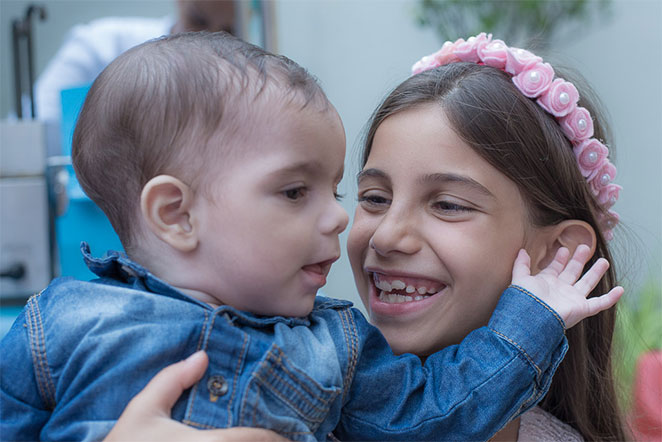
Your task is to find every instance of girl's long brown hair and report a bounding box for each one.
[362,63,628,441]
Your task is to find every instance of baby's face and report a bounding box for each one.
[192,105,348,316]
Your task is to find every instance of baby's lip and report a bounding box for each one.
[302,257,338,276]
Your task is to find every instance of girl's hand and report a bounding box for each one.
[511,245,623,329]
[105,351,289,442]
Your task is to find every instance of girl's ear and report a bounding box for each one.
[140,175,199,252]
[529,220,597,274]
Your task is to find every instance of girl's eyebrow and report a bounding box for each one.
[357,169,494,198]
[420,173,495,198]
[357,168,389,184]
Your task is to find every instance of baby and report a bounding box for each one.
[0,32,620,441]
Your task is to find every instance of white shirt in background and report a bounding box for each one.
[35,16,174,123]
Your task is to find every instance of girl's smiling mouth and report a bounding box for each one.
[368,271,447,314]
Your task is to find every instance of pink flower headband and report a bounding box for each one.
[412,33,620,241]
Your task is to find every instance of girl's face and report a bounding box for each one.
[348,104,539,356]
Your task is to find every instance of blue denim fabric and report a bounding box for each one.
[1,243,567,441]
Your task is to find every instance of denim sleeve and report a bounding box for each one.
[335,285,567,441]
[0,308,51,441]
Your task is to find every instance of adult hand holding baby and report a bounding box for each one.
[105,351,288,442]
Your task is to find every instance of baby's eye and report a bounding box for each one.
[283,187,306,201]
[334,192,345,201]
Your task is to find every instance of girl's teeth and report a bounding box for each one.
[391,280,406,290]
[374,273,444,302]
[376,280,392,291]
[379,291,414,303]
[379,291,429,304]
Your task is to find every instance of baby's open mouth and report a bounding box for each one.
[372,273,445,303]
[302,258,336,276]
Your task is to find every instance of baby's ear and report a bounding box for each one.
[140,175,198,252]
[529,220,597,274]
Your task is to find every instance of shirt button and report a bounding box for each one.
[207,375,228,402]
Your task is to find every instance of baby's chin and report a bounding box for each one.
[253,294,317,318]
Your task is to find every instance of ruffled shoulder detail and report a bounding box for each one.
[518,406,583,441]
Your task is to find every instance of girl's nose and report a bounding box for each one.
[369,208,420,256]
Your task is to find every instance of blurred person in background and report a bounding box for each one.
[34,0,236,124]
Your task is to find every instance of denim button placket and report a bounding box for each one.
[207,375,228,402]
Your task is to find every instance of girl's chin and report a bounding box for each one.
[375,326,437,358]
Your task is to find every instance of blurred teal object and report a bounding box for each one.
[57,85,123,280]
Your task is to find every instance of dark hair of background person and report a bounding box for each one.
[173,0,236,34]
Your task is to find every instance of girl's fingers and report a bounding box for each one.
[584,286,624,317]
[573,258,610,297]
[558,244,592,284]
[539,247,570,277]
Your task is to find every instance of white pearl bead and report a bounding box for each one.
[529,71,540,83]
[609,196,616,206]
[578,119,587,130]
[587,151,598,164]
[600,173,611,186]
[559,92,570,105]
[422,56,429,62]
[606,220,615,228]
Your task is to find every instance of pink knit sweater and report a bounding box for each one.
[518,407,583,441]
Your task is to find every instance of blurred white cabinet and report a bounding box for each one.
[0,120,50,298]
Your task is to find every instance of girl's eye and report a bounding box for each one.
[358,193,391,207]
[283,187,306,201]
[434,200,473,213]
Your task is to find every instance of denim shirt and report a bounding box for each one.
[1,244,568,441]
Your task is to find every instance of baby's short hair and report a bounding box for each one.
[72,32,327,251]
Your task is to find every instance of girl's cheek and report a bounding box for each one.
[347,223,366,267]
[348,210,372,246]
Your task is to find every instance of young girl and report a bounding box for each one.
[112,33,627,440]
[347,33,627,440]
